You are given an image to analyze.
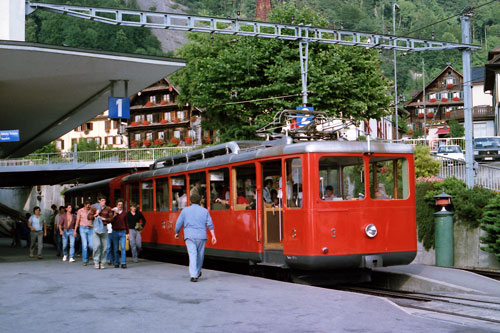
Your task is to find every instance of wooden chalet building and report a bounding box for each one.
[405,64,494,138]
[126,78,214,148]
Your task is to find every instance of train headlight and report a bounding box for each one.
[365,224,378,238]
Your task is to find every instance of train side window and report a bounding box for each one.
[232,164,256,211]
[319,156,365,200]
[209,168,230,210]
[141,180,154,212]
[127,183,140,208]
[189,171,207,207]
[155,177,169,212]
[285,158,302,208]
[369,157,409,200]
[171,175,187,211]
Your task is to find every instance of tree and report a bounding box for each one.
[480,195,500,263]
[172,3,392,142]
[31,142,59,154]
[446,119,465,138]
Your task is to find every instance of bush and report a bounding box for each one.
[416,181,437,250]
[414,145,441,178]
[480,195,500,263]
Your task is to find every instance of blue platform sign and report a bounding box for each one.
[108,97,130,119]
[0,130,20,142]
[295,106,314,127]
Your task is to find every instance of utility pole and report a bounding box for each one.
[393,1,399,140]
[423,58,427,143]
[461,12,474,188]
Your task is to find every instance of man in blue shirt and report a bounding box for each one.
[175,192,216,282]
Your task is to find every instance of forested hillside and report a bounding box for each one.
[176,0,500,97]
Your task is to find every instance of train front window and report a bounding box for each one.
[141,180,154,212]
[319,156,365,201]
[369,157,409,200]
[155,177,169,212]
[171,175,187,211]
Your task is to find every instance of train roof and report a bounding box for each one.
[122,139,413,182]
[64,177,113,195]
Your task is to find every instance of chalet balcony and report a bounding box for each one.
[126,119,190,129]
[411,106,494,123]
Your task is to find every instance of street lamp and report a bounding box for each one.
[393,1,399,140]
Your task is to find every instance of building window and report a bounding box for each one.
[115,136,122,145]
[177,111,184,121]
[106,136,114,145]
[95,137,102,145]
[75,125,82,132]
[84,123,93,131]
[164,112,171,121]
[105,120,111,131]
[134,133,141,141]
[146,132,153,141]
[174,130,181,139]
[112,120,118,129]
[158,132,165,140]
[55,140,64,150]
[147,114,153,122]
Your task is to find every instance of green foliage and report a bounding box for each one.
[75,138,101,152]
[416,181,436,250]
[32,142,59,154]
[480,195,500,263]
[414,145,441,178]
[446,119,464,138]
[172,4,392,141]
[26,0,164,57]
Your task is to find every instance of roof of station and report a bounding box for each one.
[0,40,186,158]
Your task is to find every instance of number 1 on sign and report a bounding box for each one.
[116,99,122,118]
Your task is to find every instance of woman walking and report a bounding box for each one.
[28,206,46,259]
[59,204,77,262]
[127,202,146,263]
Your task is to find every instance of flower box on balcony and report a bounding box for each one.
[169,137,180,145]
[427,112,434,119]
[160,100,168,105]
[452,97,460,101]
[417,113,424,119]
[429,98,437,103]
[154,139,164,146]
[173,119,180,123]
[142,140,151,147]
[190,116,196,122]
[446,83,454,89]
[131,141,138,147]
[130,121,139,126]
[160,119,169,124]
[185,136,193,144]
[445,111,451,117]
[441,98,448,102]
[145,101,154,107]
[142,121,150,126]
[203,137,211,144]
[408,129,413,135]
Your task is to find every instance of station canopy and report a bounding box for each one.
[0,40,185,158]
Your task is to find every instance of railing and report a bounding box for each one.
[435,156,500,191]
[388,137,466,151]
[0,147,194,167]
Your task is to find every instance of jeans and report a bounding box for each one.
[106,233,114,263]
[112,230,127,266]
[185,238,206,278]
[62,229,75,258]
[30,230,43,256]
[55,232,62,255]
[92,231,108,264]
[79,226,93,263]
[129,229,142,261]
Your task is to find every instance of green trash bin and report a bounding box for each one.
[434,210,454,267]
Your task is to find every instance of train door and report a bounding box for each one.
[260,159,283,250]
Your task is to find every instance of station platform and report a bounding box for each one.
[0,238,497,332]
[373,264,500,296]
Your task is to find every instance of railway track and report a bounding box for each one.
[341,286,500,329]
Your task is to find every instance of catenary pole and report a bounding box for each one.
[461,13,474,188]
[393,1,399,140]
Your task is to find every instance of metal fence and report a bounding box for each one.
[0,147,194,167]
[435,156,500,191]
[390,137,466,151]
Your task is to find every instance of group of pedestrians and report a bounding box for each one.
[26,195,146,269]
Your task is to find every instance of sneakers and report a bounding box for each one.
[99,263,105,270]
[83,262,88,266]
[94,263,100,269]
[114,265,120,268]
[190,277,198,282]
[107,261,112,266]
[62,255,67,262]
[29,254,34,258]
[69,258,76,263]
[121,264,127,269]
[37,255,43,259]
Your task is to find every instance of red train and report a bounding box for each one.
[65,138,417,271]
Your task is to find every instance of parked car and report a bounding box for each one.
[436,145,465,161]
[474,137,500,162]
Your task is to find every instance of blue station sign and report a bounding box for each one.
[295,106,314,127]
[0,130,20,142]
[108,97,130,119]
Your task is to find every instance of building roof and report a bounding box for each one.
[471,66,485,84]
[0,40,185,158]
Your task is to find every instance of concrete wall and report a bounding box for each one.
[413,222,500,270]
[0,185,70,226]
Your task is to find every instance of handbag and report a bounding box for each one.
[93,216,106,234]
[118,239,130,251]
